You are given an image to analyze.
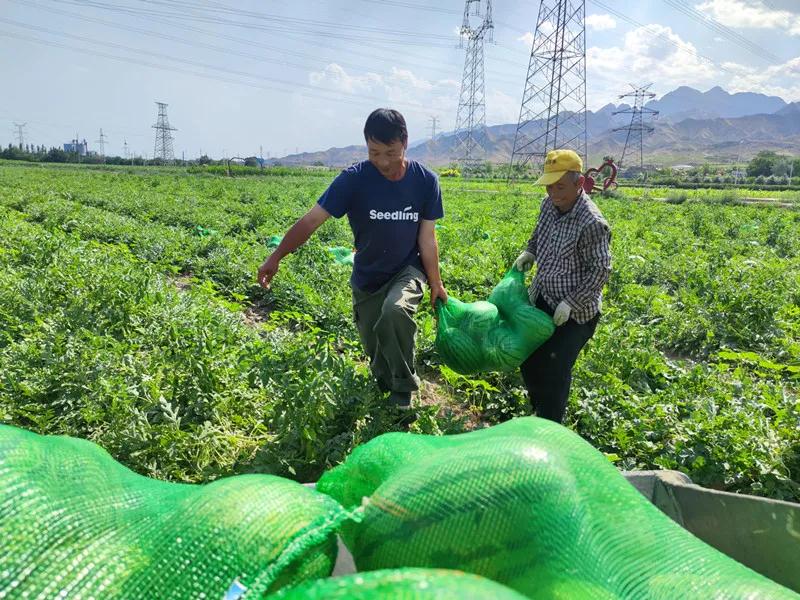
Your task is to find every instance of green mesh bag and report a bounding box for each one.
[0,425,349,599]
[434,269,554,374]
[327,246,355,266]
[317,417,798,600]
[266,235,283,249]
[266,568,529,599]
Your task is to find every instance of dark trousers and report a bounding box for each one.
[520,296,599,423]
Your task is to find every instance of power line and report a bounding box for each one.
[0,27,449,116]
[587,0,737,75]
[661,0,782,64]
[10,1,526,91]
[356,0,533,36]
[52,0,530,73]
[49,0,456,47]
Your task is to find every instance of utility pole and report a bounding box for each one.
[260,144,264,169]
[95,128,108,162]
[13,122,27,150]
[612,84,658,171]
[123,139,129,160]
[454,0,493,175]
[509,0,587,179]
[152,101,177,163]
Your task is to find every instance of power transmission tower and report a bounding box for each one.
[453,0,493,174]
[13,122,27,150]
[429,115,439,142]
[95,128,108,162]
[152,101,177,162]
[123,139,129,159]
[509,0,587,179]
[612,84,658,170]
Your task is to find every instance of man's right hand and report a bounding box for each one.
[257,253,281,288]
[513,251,535,272]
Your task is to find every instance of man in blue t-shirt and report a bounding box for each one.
[258,108,447,412]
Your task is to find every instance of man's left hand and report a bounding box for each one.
[430,284,448,311]
[553,301,571,326]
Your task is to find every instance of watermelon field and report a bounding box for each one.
[0,160,798,501]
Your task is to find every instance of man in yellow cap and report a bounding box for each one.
[513,149,611,423]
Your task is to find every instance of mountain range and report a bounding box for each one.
[268,87,800,168]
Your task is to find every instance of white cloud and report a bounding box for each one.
[517,32,534,47]
[586,14,617,31]
[585,24,717,108]
[309,64,382,95]
[517,20,556,47]
[308,63,460,114]
[722,55,800,101]
[486,89,520,125]
[695,0,800,36]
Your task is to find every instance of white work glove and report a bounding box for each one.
[513,251,535,272]
[553,301,571,326]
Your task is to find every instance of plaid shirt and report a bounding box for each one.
[526,191,611,324]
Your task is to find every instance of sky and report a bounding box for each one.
[1,0,799,159]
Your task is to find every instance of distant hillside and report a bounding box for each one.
[270,86,799,168]
[645,86,787,121]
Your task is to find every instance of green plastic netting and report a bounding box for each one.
[435,269,555,374]
[0,425,348,599]
[327,246,355,266]
[265,235,353,266]
[317,417,798,600]
[266,568,529,599]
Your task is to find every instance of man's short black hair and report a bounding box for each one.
[364,108,408,146]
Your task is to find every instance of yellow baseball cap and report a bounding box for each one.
[534,149,583,186]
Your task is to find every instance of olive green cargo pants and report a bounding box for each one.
[351,265,427,393]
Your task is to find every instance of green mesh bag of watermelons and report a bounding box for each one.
[266,568,528,599]
[0,424,351,599]
[434,268,555,374]
[327,246,355,266]
[317,417,798,600]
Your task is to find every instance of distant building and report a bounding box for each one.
[64,139,88,156]
[670,164,695,172]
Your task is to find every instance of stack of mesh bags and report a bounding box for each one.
[0,425,347,599]
[435,269,554,374]
[317,417,799,599]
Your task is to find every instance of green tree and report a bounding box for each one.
[772,156,793,177]
[43,148,68,163]
[746,151,780,177]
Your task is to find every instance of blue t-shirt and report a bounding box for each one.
[318,160,444,292]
